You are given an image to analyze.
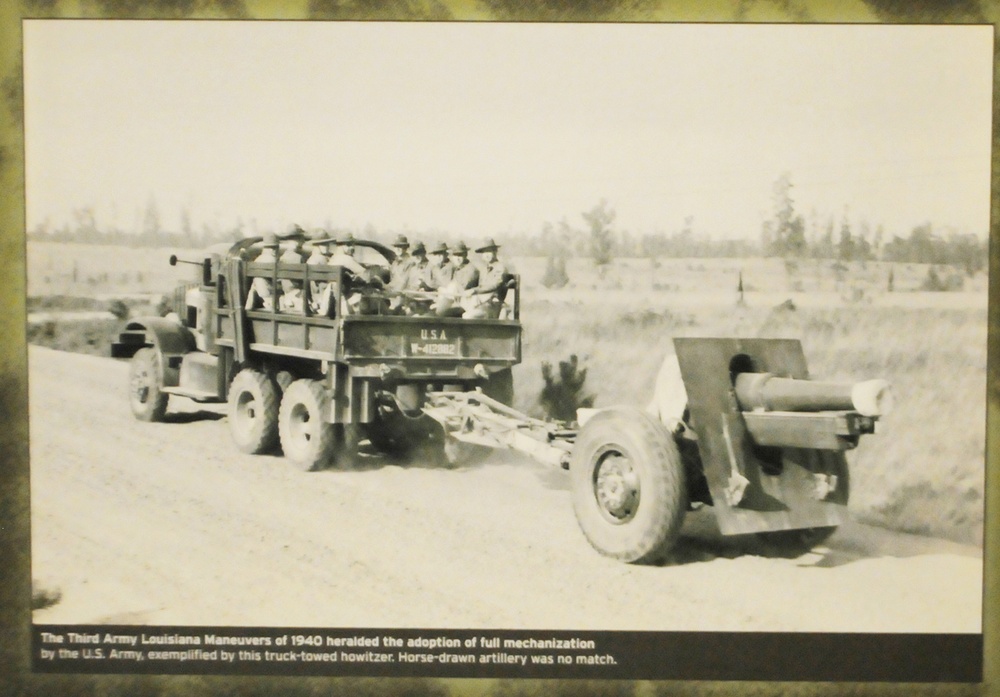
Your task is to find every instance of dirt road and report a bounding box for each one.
[29,346,982,633]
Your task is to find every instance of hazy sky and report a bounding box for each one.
[23,21,993,241]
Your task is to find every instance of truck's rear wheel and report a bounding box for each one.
[279,379,338,471]
[570,407,687,563]
[228,369,280,454]
[128,347,168,422]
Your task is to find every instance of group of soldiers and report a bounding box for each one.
[244,230,513,319]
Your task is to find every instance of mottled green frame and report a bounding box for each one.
[1,2,995,696]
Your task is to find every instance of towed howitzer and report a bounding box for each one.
[421,337,892,563]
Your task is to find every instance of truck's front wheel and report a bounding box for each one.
[279,379,338,471]
[228,369,280,454]
[128,347,168,422]
[570,407,687,563]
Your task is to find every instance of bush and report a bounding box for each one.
[921,266,964,291]
[538,355,594,422]
[541,255,570,289]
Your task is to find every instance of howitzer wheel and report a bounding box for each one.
[228,369,280,454]
[570,407,687,564]
[279,379,339,471]
[128,347,168,422]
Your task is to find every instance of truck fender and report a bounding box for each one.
[115,317,196,388]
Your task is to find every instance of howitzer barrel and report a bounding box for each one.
[734,372,893,417]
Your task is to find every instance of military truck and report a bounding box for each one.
[114,235,891,563]
[112,235,520,470]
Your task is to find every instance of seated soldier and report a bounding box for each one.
[276,226,307,311]
[305,230,333,314]
[395,241,430,315]
[421,242,453,291]
[462,237,513,319]
[278,278,304,314]
[434,241,478,317]
[388,234,414,291]
[318,233,384,316]
[244,233,279,310]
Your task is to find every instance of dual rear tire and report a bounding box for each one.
[227,370,355,471]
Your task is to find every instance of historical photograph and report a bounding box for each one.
[25,20,988,639]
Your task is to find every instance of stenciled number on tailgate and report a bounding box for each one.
[409,328,459,357]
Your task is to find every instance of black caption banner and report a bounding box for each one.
[33,625,982,682]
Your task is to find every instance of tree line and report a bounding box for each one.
[29,184,986,277]
[760,173,987,274]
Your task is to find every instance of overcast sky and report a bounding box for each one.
[22,20,993,242]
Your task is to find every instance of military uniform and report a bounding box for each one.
[245,241,278,310]
[422,243,454,291]
[305,243,330,314]
[463,237,512,319]
[477,259,510,297]
[404,257,429,290]
[388,234,415,292]
[448,242,479,290]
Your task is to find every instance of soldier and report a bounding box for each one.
[327,233,369,279]
[396,242,431,315]
[244,233,279,310]
[448,241,480,291]
[405,242,429,289]
[274,226,308,312]
[280,241,304,264]
[278,279,304,314]
[388,233,414,293]
[431,241,478,317]
[305,230,333,314]
[305,229,330,266]
[321,233,383,315]
[421,242,454,291]
[462,237,512,319]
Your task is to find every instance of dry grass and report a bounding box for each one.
[27,242,988,545]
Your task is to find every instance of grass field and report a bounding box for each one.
[26,242,989,545]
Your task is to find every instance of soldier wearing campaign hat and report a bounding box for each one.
[404,242,429,290]
[388,233,415,293]
[388,241,432,315]
[449,240,479,291]
[245,233,279,310]
[279,225,307,263]
[306,228,332,265]
[422,241,454,292]
[464,237,513,319]
[305,229,333,314]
